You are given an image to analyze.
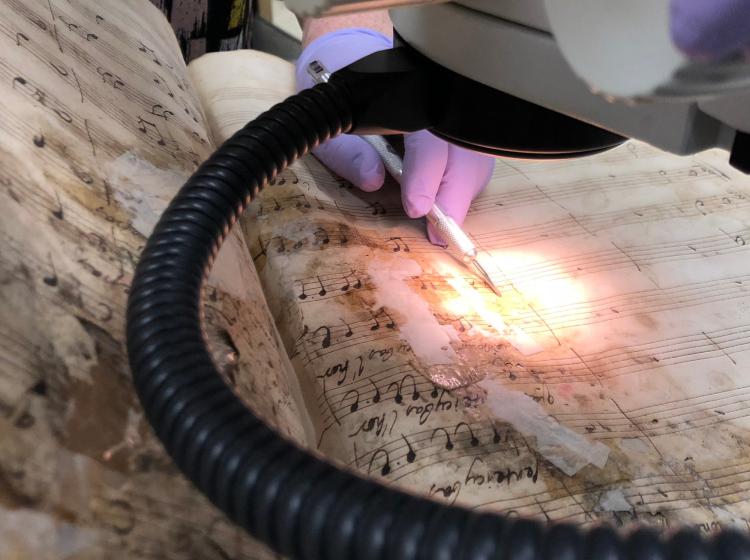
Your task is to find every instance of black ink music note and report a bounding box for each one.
[186,151,200,167]
[53,107,72,123]
[402,434,417,463]
[77,258,101,278]
[338,225,349,244]
[33,134,45,148]
[403,375,420,401]
[297,279,308,300]
[136,117,166,146]
[277,237,287,254]
[384,310,396,328]
[340,273,352,292]
[454,422,479,447]
[57,15,76,31]
[43,254,58,287]
[138,41,162,66]
[314,227,330,245]
[312,326,331,349]
[291,194,312,210]
[419,277,437,291]
[269,169,299,186]
[387,375,419,404]
[15,32,28,46]
[13,77,67,120]
[369,379,381,404]
[431,386,439,399]
[341,270,361,292]
[369,201,387,215]
[735,235,746,247]
[252,235,270,262]
[50,61,69,77]
[695,199,707,216]
[95,15,104,24]
[316,276,327,296]
[191,131,208,145]
[492,427,501,444]
[182,104,199,124]
[152,72,174,98]
[388,237,410,252]
[52,192,63,220]
[71,165,94,185]
[387,380,404,404]
[148,104,174,120]
[58,15,98,41]
[456,316,472,333]
[368,449,391,476]
[370,308,396,331]
[259,199,279,216]
[431,427,454,451]
[340,320,353,337]
[97,67,125,89]
[340,390,359,413]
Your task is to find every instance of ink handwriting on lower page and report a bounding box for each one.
[182,47,750,529]
[245,141,750,528]
[0,1,314,557]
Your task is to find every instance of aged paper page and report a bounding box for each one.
[0,1,306,558]
[188,49,296,143]
[195,50,750,533]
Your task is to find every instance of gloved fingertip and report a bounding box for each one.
[427,223,448,247]
[669,0,750,60]
[312,136,386,191]
[356,154,386,192]
[403,192,433,219]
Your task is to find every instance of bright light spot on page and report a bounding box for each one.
[445,274,542,355]
[489,251,587,312]
[437,251,589,354]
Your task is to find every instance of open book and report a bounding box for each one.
[3,0,750,557]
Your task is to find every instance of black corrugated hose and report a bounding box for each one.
[126,64,750,559]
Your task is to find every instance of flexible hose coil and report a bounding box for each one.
[126,81,750,559]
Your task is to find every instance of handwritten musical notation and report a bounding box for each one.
[467,164,719,215]
[240,114,750,527]
[0,4,317,556]
[159,42,750,529]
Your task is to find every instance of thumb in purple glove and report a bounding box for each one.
[295,29,392,191]
[671,0,750,60]
[401,130,495,246]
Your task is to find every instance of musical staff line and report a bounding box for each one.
[468,165,718,215]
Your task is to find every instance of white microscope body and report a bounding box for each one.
[285,0,750,167]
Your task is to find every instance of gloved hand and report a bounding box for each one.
[671,0,750,60]
[295,29,495,245]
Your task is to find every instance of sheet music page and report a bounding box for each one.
[0,2,304,557]
[188,49,296,142]
[192,50,750,532]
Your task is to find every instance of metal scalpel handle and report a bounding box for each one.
[425,205,476,263]
[362,134,404,181]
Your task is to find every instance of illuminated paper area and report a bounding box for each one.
[191,52,750,530]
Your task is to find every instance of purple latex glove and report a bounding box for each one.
[671,0,750,60]
[296,29,494,245]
